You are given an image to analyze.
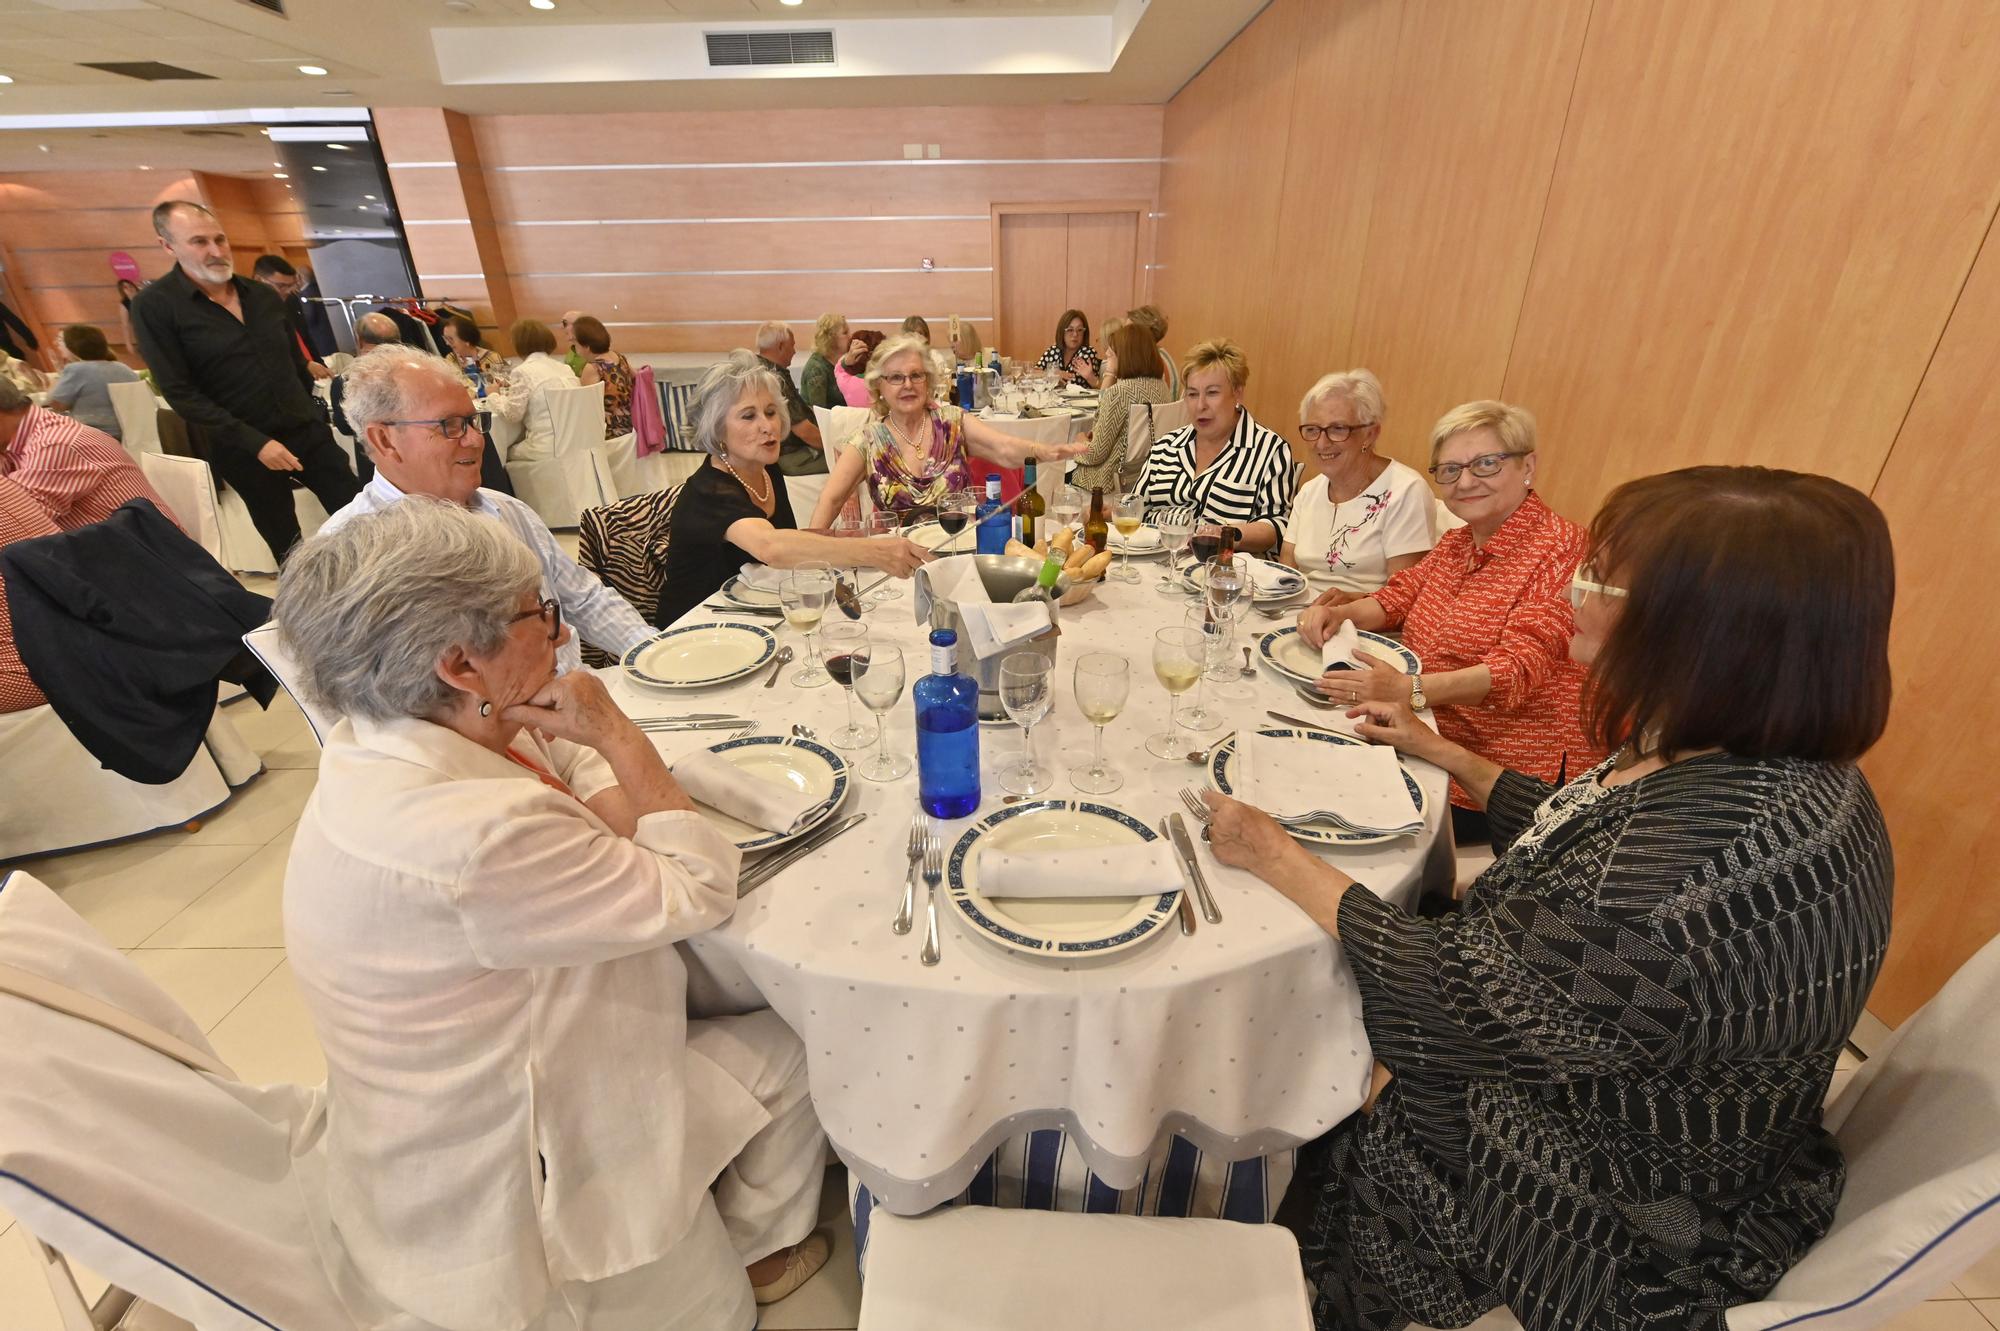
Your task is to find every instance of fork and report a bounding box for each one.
[1179,787,1212,823]
[1185,781,1412,838]
[919,832,944,967]
[893,815,923,935]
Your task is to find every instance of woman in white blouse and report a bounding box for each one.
[275,498,829,1331]
[490,317,580,464]
[1278,369,1435,592]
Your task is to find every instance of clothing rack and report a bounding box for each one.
[304,294,478,356]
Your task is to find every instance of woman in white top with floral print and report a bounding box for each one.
[1279,369,1436,593]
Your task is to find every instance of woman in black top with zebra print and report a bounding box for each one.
[1133,338,1294,552]
[1202,466,1896,1331]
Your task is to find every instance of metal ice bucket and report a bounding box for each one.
[917,555,1069,721]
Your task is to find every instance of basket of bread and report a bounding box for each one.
[1003,526,1114,605]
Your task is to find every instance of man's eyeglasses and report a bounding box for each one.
[382,415,486,441]
[1427,451,1520,485]
[1568,569,1628,610]
[508,596,563,641]
[882,372,928,387]
[1301,421,1373,444]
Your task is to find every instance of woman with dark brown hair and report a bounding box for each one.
[1036,308,1102,388]
[1203,466,1896,1331]
[45,324,140,440]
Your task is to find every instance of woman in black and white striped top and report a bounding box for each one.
[1133,338,1295,552]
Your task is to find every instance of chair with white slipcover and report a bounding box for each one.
[241,621,339,748]
[136,451,225,566]
[107,380,163,458]
[1121,397,1188,492]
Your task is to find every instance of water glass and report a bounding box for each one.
[1177,605,1223,731]
[853,645,912,781]
[864,510,904,600]
[1154,505,1195,597]
[821,621,875,749]
[1148,627,1205,759]
[1070,652,1130,794]
[998,653,1055,795]
[783,565,834,688]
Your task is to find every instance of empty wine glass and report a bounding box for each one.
[1203,558,1247,682]
[821,621,875,749]
[998,653,1055,795]
[864,509,904,601]
[1177,605,1223,731]
[1154,505,1195,598]
[1148,627,1205,759]
[783,565,834,687]
[853,645,912,781]
[1070,652,1130,794]
[1049,485,1084,542]
[1109,488,1146,583]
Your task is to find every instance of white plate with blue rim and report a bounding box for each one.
[1182,558,1307,604]
[622,621,777,691]
[946,800,1181,960]
[692,734,850,852]
[717,575,783,610]
[1256,624,1421,687]
[1206,727,1427,847]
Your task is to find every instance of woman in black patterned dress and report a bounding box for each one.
[1202,466,1896,1331]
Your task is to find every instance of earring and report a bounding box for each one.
[478,700,493,718]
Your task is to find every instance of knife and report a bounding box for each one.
[710,605,783,617]
[1177,889,1198,936]
[1165,812,1223,924]
[737,813,868,895]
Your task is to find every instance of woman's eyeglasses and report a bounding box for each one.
[1427,451,1519,485]
[882,372,928,387]
[1568,570,1628,609]
[1301,421,1372,444]
[509,596,563,641]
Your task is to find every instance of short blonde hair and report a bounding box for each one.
[1180,338,1249,392]
[1300,369,1384,426]
[1428,400,1537,465]
[812,313,848,360]
[864,334,934,416]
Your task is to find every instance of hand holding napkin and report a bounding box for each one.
[922,554,1050,660]
[671,750,822,834]
[1238,733,1422,835]
[1320,619,1364,671]
[977,841,1183,900]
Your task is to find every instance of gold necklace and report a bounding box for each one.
[886,411,929,455]
[719,456,772,506]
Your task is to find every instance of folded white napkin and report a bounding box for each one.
[1108,525,1162,551]
[1239,733,1422,834]
[1320,620,1363,671]
[671,749,822,834]
[1236,557,1304,595]
[924,554,1050,660]
[977,841,1184,900]
[736,562,787,592]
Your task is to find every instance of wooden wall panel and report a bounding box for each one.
[1503,0,2000,521]
[506,270,992,325]
[1858,220,2000,1026]
[1062,211,1140,350]
[490,219,994,277]
[996,212,1070,362]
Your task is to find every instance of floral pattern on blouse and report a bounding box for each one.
[856,405,974,517]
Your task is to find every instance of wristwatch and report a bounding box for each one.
[1409,675,1428,711]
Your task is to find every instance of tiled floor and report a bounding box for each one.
[0,695,1991,1330]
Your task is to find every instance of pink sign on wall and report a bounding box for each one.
[109,252,143,283]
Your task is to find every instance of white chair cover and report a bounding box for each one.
[1122,398,1188,490]
[241,622,339,748]
[0,703,260,860]
[511,383,606,529]
[594,430,675,503]
[137,451,225,564]
[856,1207,1312,1331]
[108,380,163,458]
[808,405,876,524]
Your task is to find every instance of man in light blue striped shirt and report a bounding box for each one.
[319,347,650,673]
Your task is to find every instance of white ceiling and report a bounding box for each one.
[0,0,1268,122]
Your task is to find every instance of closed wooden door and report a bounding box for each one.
[995,210,1140,363]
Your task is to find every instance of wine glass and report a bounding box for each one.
[830,512,869,610]
[821,621,875,749]
[1203,557,1247,681]
[1154,505,1194,598]
[997,653,1054,795]
[1070,652,1130,794]
[1049,484,1083,544]
[1109,488,1146,583]
[865,509,904,601]
[1176,605,1223,731]
[936,490,974,554]
[782,565,834,687]
[852,645,912,781]
[1148,628,1205,759]
[1187,524,1223,599]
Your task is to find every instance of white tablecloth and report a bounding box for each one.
[607,571,1450,1216]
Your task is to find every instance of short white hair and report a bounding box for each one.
[691,350,791,457]
[863,334,934,415]
[1300,369,1384,426]
[754,320,794,353]
[274,497,540,722]
[354,313,401,349]
[340,344,466,436]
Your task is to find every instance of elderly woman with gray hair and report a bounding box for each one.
[1277,369,1435,593]
[278,497,832,1331]
[653,350,932,626]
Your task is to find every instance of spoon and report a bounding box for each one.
[791,723,817,739]
[761,645,795,688]
[1185,729,1235,765]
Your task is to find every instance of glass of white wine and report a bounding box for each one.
[782,564,835,688]
[998,652,1054,795]
[1070,651,1130,794]
[1109,488,1146,583]
[1149,627,1205,758]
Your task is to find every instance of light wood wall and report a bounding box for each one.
[376,105,1164,354]
[1156,0,2000,1025]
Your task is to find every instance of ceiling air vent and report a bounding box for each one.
[78,62,217,82]
[705,30,835,68]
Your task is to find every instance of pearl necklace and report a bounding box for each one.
[885,411,930,458]
[719,455,772,506]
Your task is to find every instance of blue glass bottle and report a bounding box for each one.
[915,607,981,818]
[975,475,1010,555]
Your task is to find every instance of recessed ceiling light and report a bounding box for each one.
[363,194,377,200]
[529,0,556,9]
[326,143,350,150]
[311,165,327,171]
[0,76,14,85]
[780,0,804,5]
[37,143,50,153]
[298,64,328,76]
[138,164,152,171]
[273,172,288,179]
[357,205,369,211]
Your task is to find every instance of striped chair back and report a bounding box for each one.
[577,483,684,667]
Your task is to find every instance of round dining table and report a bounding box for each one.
[602,553,1454,1226]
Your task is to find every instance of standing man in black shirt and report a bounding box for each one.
[131,201,358,564]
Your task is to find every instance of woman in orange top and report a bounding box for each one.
[1299,400,1600,845]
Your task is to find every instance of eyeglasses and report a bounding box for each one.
[382,414,485,441]
[508,596,563,641]
[1300,421,1373,444]
[1568,569,1628,609]
[882,372,928,387]
[1427,451,1519,485]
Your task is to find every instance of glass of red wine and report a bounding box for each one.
[935,490,975,554]
[1186,523,1222,600]
[820,621,875,749]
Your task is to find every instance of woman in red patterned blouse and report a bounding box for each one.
[1298,401,1601,842]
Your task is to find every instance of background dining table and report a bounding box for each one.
[601,554,1454,1225]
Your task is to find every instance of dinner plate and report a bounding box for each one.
[946,801,1181,959]
[717,574,783,609]
[622,622,777,690]
[1107,525,1167,557]
[1182,560,1307,604]
[1207,728,1427,847]
[904,520,974,554]
[1256,625,1422,685]
[694,734,849,852]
